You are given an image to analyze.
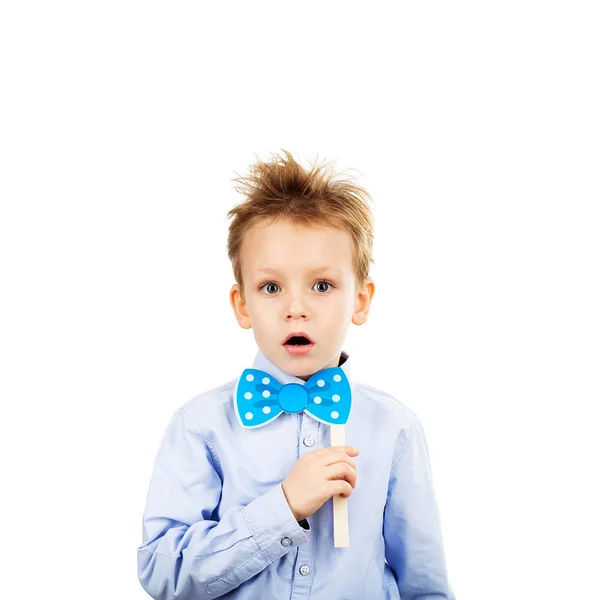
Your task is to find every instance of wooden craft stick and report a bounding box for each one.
[330,424,349,547]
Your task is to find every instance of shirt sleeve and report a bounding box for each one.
[137,408,310,600]
[383,416,455,600]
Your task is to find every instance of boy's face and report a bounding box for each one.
[230,218,374,381]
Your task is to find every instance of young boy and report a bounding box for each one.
[137,151,454,599]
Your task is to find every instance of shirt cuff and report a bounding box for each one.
[298,518,310,530]
[241,483,310,562]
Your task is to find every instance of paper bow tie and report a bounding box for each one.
[234,366,352,429]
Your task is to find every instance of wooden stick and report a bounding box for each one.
[330,424,349,547]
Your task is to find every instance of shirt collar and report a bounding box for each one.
[251,348,355,393]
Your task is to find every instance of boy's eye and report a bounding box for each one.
[314,281,332,293]
[258,280,334,295]
[261,282,280,295]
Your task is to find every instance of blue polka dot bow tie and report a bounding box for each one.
[234,366,352,429]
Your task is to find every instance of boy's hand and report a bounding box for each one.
[281,445,359,522]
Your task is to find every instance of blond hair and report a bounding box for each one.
[226,150,375,297]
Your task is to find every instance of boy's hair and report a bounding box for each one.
[226,150,375,298]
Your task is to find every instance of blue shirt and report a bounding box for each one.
[137,349,454,599]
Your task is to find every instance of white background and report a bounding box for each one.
[1,2,599,599]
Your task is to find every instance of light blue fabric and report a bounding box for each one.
[137,349,454,599]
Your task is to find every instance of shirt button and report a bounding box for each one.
[303,436,315,447]
[299,565,310,576]
[280,537,293,547]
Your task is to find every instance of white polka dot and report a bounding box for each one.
[262,390,270,398]
[317,379,325,387]
[246,374,254,381]
[262,377,270,384]
[313,396,322,404]
[244,392,253,400]
[333,374,341,382]
[331,411,339,419]
[245,412,254,420]
[263,406,271,414]
[332,394,340,402]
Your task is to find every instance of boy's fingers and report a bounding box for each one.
[318,451,357,470]
[315,445,359,455]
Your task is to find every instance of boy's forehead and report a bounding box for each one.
[254,265,345,276]
[244,220,352,250]
[240,219,355,278]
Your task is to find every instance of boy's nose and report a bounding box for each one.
[285,298,310,320]
[286,311,308,319]
[286,304,309,320]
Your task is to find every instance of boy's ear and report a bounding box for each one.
[230,283,252,329]
[352,277,375,326]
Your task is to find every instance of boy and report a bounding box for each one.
[137,151,454,599]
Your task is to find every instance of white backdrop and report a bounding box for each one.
[1,2,599,599]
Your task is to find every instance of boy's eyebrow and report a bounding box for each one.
[254,266,344,276]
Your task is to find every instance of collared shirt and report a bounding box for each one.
[137,349,454,600]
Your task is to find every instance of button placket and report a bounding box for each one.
[299,412,319,455]
[290,413,317,596]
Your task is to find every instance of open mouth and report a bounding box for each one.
[283,333,316,355]
[284,335,313,346]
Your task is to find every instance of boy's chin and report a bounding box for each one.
[275,348,316,374]
[280,351,341,380]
